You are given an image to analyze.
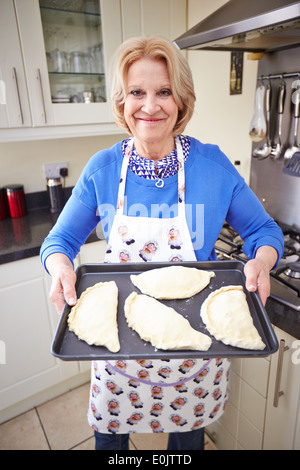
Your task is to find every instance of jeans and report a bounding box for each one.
[94,428,204,451]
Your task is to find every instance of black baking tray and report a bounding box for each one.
[51,260,278,360]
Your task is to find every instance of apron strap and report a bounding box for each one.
[175,136,186,218]
[116,137,134,215]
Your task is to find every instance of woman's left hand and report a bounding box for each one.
[244,246,278,306]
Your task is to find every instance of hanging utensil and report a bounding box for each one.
[283,151,300,177]
[249,85,266,142]
[283,85,300,163]
[253,82,272,159]
[270,82,286,159]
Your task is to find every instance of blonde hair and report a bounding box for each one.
[110,36,196,135]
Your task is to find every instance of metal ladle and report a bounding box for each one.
[284,86,300,163]
[270,82,286,159]
[253,83,272,159]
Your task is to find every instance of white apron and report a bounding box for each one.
[88,137,230,434]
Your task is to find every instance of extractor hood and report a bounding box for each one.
[174,0,300,53]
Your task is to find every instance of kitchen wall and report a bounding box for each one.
[186,0,259,182]
[0,0,258,193]
[0,133,124,194]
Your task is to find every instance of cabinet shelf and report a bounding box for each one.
[49,72,106,103]
[40,5,101,28]
[49,71,104,77]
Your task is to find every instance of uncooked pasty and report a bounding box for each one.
[200,285,265,350]
[130,265,215,299]
[124,292,212,351]
[68,281,120,353]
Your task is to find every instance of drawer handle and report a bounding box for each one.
[273,339,289,407]
[12,67,24,124]
[37,68,47,124]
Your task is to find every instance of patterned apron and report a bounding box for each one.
[87,137,230,434]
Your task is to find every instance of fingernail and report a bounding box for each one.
[248,285,256,291]
[68,297,76,305]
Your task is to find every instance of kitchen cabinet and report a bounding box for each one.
[263,327,300,450]
[0,0,34,129]
[0,0,121,140]
[206,356,271,450]
[0,0,187,141]
[206,327,300,450]
[0,255,76,423]
[78,238,107,264]
[0,239,106,423]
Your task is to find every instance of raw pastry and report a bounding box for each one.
[68,281,120,353]
[200,285,265,350]
[130,265,215,299]
[124,292,212,351]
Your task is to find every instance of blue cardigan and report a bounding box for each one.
[40,136,284,268]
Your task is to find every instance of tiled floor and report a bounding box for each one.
[0,382,216,450]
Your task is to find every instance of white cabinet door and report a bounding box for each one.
[263,327,300,450]
[0,257,78,416]
[0,0,32,128]
[39,0,122,126]
[121,0,187,42]
[14,0,55,127]
[79,239,107,265]
[294,401,300,450]
[14,0,121,127]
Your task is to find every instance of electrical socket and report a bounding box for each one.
[43,162,68,179]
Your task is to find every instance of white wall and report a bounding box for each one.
[0,134,124,194]
[185,0,259,182]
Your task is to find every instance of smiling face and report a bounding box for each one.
[124,57,179,160]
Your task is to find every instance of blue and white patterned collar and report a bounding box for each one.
[122,134,190,180]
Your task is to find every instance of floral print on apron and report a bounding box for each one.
[87,136,230,434]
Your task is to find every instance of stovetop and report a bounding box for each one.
[215,223,300,312]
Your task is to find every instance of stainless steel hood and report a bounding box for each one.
[174,0,300,53]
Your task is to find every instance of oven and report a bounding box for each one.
[215,222,300,313]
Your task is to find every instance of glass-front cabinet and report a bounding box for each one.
[0,0,122,139]
[40,1,106,106]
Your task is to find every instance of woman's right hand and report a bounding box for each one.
[46,253,77,314]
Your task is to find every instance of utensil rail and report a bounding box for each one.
[257,72,300,81]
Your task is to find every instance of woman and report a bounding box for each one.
[41,36,284,450]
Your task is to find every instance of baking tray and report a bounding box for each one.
[51,260,278,360]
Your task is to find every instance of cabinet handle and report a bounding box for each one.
[12,67,24,124]
[36,68,47,124]
[273,339,289,407]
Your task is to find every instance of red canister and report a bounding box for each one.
[5,184,27,218]
[0,188,7,220]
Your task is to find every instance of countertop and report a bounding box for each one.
[0,196,299,340]
[0,188,101,265]
[0,207,100,265]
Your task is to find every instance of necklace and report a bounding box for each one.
[155,162,169,188]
